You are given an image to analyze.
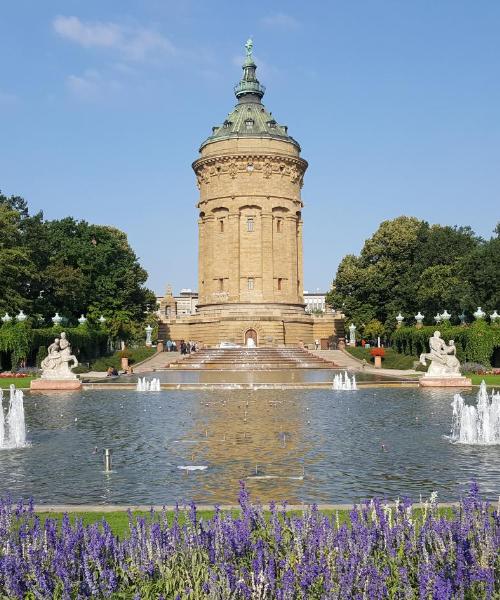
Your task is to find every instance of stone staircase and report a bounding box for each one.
[166,347,337,370]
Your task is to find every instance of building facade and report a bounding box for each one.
[157,288,198,319]
[161,41,344,347]
[304,292,328,314]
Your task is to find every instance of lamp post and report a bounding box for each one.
[348,323,356,347]
[396,312,404,329]
[78,314,87,326]
[145,324,153,347]
[473,307,485,320]
[415,312,424,328]
[1,313,12,324]
[52,313,62,326]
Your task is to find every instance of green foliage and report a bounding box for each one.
[0,322,108,370]
[345,346,418,370]
[363,319,385,339]
[90,347,155,372]
[0,190,156,340]
[327,217,499,331]
[35,345,47,368]
[0,322,31,367]
[392,322,500,367]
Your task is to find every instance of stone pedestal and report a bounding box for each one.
[374,356,382,369]
[419,376,472,388]
[31,379,82,391]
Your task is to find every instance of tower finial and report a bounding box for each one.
[234,39,265,102]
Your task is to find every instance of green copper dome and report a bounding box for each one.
[200,40,300,151]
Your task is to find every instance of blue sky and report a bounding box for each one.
[1,1,499,295]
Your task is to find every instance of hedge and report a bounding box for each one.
[392,320,500,367]
[0,322,108,370]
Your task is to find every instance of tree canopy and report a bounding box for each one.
[0,190,155,339]
[327,216,499,334]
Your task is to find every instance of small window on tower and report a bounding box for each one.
[219,278,224,292]
[247,218,254,232]
[248,278,254,290]
[278,278,283,291]
[245,119,254,130]
[223,120,232,128]
[219,219,224,233]
[276,219,282,233]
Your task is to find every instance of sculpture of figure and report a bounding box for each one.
[420,331,461,376]
[59,332,78,369]
[41,338,61,370]
[245,38,253,57]
[40,332,78,380]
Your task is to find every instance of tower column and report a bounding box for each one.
[198,218,205,300]
[261,211,274,301]
[204,215,215,302]
[297,218,304,303]
[285,215,297,302]
[228,212,240,300]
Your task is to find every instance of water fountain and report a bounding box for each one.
[136,377,161,391]
[450,381,500,444]
[0,385,28,449]
[332,371,357,391]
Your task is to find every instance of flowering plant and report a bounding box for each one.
[0,483,497,598]
[370,347,385,357]
[0,372,30,378]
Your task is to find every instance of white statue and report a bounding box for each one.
[40,332,79,380]
[420,331,461,377]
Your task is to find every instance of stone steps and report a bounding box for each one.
[167,347,337,370]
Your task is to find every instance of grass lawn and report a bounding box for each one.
[36,506,457,539]
[467,373,500,386]
[345,347,418,370]
[0,376,34,389]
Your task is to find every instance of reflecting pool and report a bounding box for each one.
[0,387,498,504]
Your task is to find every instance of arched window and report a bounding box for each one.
[219,219,224,233]
[247,218,254,232]
[245,119,254,130]
[248,278,254,290]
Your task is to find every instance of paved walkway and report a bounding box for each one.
[134,351,182,373]
[310,349,421,378]
[35,501,459,513]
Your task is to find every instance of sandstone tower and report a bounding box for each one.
[163,41,340,347]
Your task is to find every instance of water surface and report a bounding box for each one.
[0,388,497,505]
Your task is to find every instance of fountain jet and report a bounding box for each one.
[0,385,28,449]
[332,371,357,391]
[136,377,161,391]
[450,381,500,444]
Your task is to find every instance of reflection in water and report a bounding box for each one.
[104,368,396,385]
[0,388,498,504]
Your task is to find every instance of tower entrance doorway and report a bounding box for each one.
[245,329,257,347]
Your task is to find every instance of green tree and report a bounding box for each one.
[459,225,500,314]
[0,191,155,339]
[363,319,385,340]
[327,216,483,330]
[0,203,35,314]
